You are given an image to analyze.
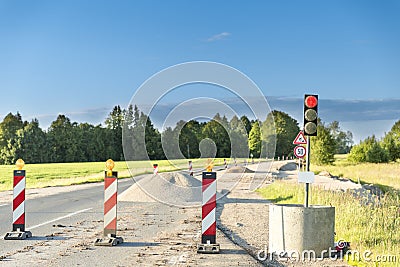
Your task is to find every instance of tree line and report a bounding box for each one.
[0,105,354,165]
[348,121,400,163]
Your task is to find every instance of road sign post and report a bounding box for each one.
[303,94,318,207]
[294,145,306,171]
[305,136,311,207]
[293,131,307,171]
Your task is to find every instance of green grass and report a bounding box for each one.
[0,158,235,191]
[311,154,400,192]
[0,161,129,191]
[257,182,400,266]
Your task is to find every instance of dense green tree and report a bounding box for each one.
[18,119,48,163]
[202,115,230,158]
[178,120,201,159]
[141,113,162,160]
[381,120,400,161]
[262,110,299,159]
[349,135,389,163]
[366,142,389,163]
[0,112,24,147]
[327,121,353,154]
[105,105,124,160]
[260,112,276,158]
[161,126,180,159]
[248,121,262,158]
[76,123,98,162]
[229,115,249,158]
[310,123,336,165]
[0,112,25,164]
[348,136,372,163]
[93,125,115,162]
[240,115,252,135]
[47,115,74,162]
[229,116,241,132]
[381,134,399,162]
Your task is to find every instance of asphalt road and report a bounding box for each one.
[0,178,134,256]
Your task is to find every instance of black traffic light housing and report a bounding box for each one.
[303,94,318,136]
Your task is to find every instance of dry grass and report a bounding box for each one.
[311,155,400,191]
[257,182,400,266]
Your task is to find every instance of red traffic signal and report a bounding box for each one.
[305,95,318,108]
[303,94,318,136]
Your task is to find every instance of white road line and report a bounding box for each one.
[0,204,7,207]
[26,208,93,231]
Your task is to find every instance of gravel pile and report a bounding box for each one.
[318,170,333,177]
[348,184,384,206]
[119,172,202,207]
[278,162,297,171]
[225,166,255,173]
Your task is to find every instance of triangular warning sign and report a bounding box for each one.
[293,131,307,145]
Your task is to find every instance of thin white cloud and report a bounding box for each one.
[206,32,231,42]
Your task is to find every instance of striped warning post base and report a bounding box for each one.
[197,172,220,253]
[94,170,123,246]
[103,171,118,237]
[4,169,32,240]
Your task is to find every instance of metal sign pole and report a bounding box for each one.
[305,136,311,207]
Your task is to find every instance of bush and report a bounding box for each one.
[311,124,336,165]
[366,143,389,163]
[348,135,389,163]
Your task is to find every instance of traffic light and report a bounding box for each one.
[303,94,318,136]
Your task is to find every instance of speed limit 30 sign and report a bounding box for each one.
[294,146,306,158]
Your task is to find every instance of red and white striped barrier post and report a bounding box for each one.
[95,159,123,246]
[188,161,193,176]
[4,159,32,240]
[153,164,158,175]
[197,171,220,253]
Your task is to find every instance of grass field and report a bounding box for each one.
[311,154,400,191]
[0,158,231,191]
[257,154,400,266]
[257,182,400,266]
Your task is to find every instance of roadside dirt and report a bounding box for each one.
[1,202,261,266]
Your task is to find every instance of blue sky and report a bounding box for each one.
[0,0,400,142]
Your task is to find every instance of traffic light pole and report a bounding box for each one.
[305,135,311,207]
